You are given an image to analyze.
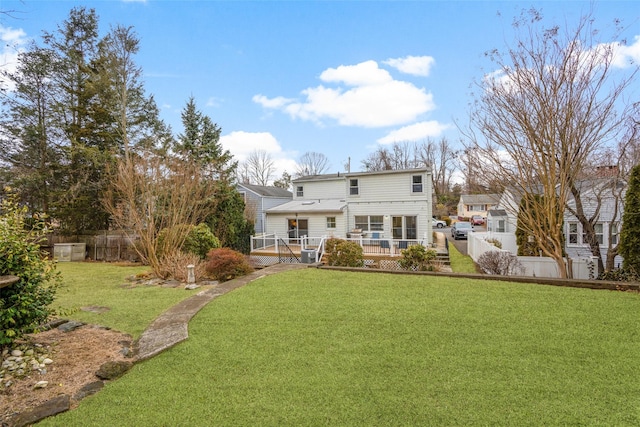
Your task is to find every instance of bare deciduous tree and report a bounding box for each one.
[242,149,275,186]
[103,153,216,278]
[295,151,330,177]
[465,10,638,278]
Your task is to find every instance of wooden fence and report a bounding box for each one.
[44,231,140,262]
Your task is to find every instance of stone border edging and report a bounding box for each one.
[314,264,640,292]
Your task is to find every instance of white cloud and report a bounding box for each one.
[252,94,294,109]
[384,55,435,77]
[255,60,435,128]
[0,25,29,92]
[220,131,283,161]
[220,131,298,181]
[320,60,392,86]
[377,121,450,145]
[609,35,640,68]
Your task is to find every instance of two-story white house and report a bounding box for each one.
[259,167,434,246]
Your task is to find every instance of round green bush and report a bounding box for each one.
[157,223,220,259]
[325,238,364,267]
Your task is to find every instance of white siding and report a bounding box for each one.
[294,179,344,200]
[347,171,427,202]
[347,202,431,241]
[265,212,347,239]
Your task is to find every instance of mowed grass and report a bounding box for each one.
[448,242,478,273]
[53,262,203,338]
[42,268,640,426]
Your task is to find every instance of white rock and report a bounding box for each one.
[11,350,23,357]
[43,358,53,365]
[33,380,48,389]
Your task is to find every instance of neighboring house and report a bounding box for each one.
[263,167,434,244]
[486,176,624,266]
[457,194,500,220]
[236,183,292,234]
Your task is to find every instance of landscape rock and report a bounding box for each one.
[184,283,200,290]
[96,360,133,380]
[33,380,48,389]
[58,320,85,332]
[73,380,104,400]
[11,394,70,427]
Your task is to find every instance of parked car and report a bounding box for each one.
[451,221,473,240]
[471,215,485,225]
[432,218,447,229]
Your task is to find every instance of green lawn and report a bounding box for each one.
[448,241,478,273]
[53,262,204,338]
[41,268,640,426]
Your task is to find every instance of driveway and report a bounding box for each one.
[445,224,485,256]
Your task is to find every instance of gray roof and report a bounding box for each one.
[487,209,508,217]
[237,183,292,198]
[293,167,431,183]
[266,199,347,214]
[460,194,501,205]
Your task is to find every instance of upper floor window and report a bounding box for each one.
[296,185,304,197]
[568,222,579,244]
[326,217,336,229]
[349,179,359,195]
[581,222,604,246]
[611,222,619,245]
[412,175,423,193]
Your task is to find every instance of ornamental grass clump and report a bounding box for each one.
[0,192,61,346]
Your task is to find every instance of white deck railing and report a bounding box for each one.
[251,234,430,258]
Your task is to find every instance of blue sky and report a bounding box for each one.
[1,1,639,182]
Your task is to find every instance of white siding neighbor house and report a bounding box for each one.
[474,174,625,277]
[236,183,292,234]
[262,167,434,245]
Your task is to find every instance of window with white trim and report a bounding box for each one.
[412,175,423,193]
[568,223,579,244]
[354,215,383,231]
[296,185,304,197]
[595,223,604,245]
[349,179,359,195]
[611,222,619,245]
[326,217,336,229]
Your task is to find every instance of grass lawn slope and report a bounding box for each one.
[42,269,640,426]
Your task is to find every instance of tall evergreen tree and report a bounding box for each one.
[0,44,63,215]
[620,164,640,273]
[176,96,236,181]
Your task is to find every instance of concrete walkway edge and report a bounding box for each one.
[135,263,307,361]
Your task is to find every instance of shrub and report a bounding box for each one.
[205,248,253,282]
[0,192,61,346]
[157,250,209,282]
[325,238,364,267]
[157,223,220,259]
[398,244,438,271]
[597,267,640,283]
[477,251,524,276]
